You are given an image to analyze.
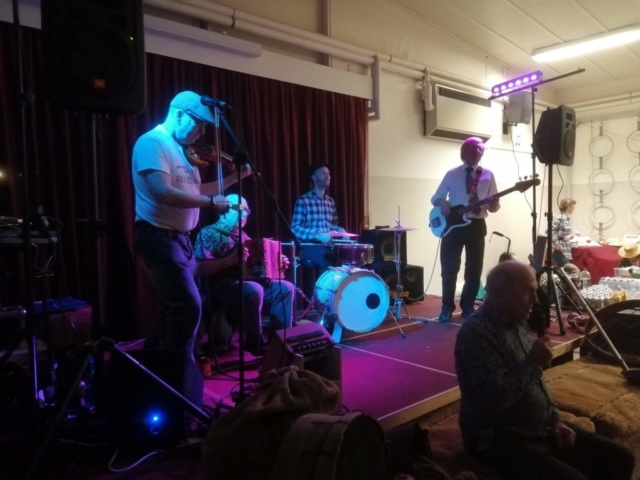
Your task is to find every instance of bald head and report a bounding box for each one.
[485,260,539,322]
[460,137,485,166]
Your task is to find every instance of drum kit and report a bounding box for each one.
[293,221,417,343]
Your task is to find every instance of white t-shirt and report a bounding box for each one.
[132,125,201,232]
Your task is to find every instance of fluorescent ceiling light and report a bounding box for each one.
[532,24,640,62]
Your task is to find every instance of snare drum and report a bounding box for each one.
[314,267,389,332]
[333,243,374,266]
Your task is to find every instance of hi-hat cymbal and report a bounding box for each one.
[327,231,358,237]
[380,226,416,232]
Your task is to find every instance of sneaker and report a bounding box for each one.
[438,307,453,323]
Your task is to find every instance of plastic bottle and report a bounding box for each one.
[579,269,591,289]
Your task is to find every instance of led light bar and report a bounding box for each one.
[491,71,543,97]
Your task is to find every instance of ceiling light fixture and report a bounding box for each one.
[532,24,640,62]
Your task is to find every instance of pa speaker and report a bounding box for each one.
[41,0,146,114]
[105,349,203,452]
[505,91,532,125]
[359,229,407,266]
[371,264,424,303]
[534,106,576,166]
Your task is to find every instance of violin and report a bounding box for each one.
[183,145,236,170]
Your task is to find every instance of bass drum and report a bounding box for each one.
[269,412,386,480]
[314,267,389,332]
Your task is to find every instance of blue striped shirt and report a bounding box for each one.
[291,191,339,241]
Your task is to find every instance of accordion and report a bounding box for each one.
[243,238,284,280]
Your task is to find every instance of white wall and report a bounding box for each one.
[368,72,545,295]
[572,116,640,241]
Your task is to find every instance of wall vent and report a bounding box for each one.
[424,85,493,142]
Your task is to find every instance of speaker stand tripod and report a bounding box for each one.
[537,154,567,336]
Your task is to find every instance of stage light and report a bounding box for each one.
[147,410,164,434]
[490,71,543,99]
[532,24,640,62]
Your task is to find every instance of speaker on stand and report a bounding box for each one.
[41,0,146,114]
[534,105,576,167]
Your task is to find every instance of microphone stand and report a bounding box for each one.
[216,110,302,402]
[491,232,511,254]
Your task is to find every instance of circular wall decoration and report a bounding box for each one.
[630,164,640,193]
[627,129,640,154]
[587,168,615,195]
[588,202,616,230]
[589,133,615,158]
[632,199,640,226]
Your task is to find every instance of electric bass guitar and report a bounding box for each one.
[429,178,540,238]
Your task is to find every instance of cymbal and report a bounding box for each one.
[380,226,416,232]
[327,231,358,237]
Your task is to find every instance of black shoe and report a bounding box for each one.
[438,307,453,323]
[461,308,475,319]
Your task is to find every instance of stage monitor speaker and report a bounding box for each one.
[359,228,407,266]
[371,264,425,303]
[262,321,342,397]
[41,0,146,115]
[104,349,203,452]
[534,105,576,166]
[505,91,532,125]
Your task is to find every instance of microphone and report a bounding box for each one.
[493,231,505,237]
[200,95,231,109]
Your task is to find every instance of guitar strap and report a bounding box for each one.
[469,167,482,214]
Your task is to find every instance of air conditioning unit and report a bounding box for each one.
[424,85,493,142]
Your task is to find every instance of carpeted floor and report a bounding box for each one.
[418,354,640,480]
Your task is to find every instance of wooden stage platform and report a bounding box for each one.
[203,296,586,431]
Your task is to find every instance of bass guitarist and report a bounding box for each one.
[431,137,500,322]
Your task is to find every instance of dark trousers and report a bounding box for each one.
[471,426,635,480]
[440,219,486,311]
[135,222,201,359]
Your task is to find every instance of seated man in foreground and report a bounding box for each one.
[454,260,635,480]
[194,194,295,356]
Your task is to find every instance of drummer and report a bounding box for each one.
[292,163,347,243]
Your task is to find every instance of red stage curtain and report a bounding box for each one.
[0,22,367,339]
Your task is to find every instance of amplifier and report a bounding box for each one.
[262,321,341,399]
[359,229,407,266]
[370,264,425,304]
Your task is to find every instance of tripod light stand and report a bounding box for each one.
[490,69,584,337]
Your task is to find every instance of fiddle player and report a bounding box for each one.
[132,90,248,358]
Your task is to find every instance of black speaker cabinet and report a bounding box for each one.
[359,229,407,266]
[41,0,146,114]
[104,349,203,452]
[534,105,576,166]
[372,264,424,303]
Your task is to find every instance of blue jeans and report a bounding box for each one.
[209,279,295,335]
[135,222,201,358]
